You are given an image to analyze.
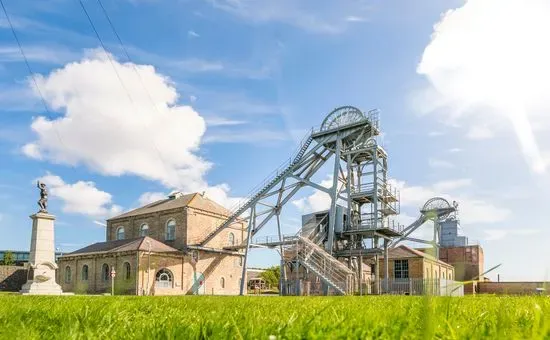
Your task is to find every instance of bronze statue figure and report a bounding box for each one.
[37,181,48,213]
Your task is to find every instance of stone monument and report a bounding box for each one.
[20,181,63,295]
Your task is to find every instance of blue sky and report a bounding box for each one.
[1,0,549,281]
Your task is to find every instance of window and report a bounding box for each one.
[124,262,131,280]
[155,268,173,288]
[102,264,110,281]
[65,266,72,283]
[220,277,225,289]
[81,265,89,281]
[140,224,149,237]
[166,219,176,241]
[239,256,243,266]
[393,260,409,279]
[116,226,125,240]
[228,232,235,246]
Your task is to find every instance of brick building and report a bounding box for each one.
[58,192,246,295]
[439,245,484,281]
[378,245,455,281]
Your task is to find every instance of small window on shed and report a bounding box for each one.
[220,277,225,289]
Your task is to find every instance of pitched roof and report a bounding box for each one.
[382,245,452,267]
[67,236,178,256]
[108,192,231,220]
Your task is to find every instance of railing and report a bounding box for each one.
[346,217,404,233]
[288,235,355,295]
[199,131,314,245]
[367,279,464,296]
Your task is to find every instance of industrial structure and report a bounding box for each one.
[197,106,463,295]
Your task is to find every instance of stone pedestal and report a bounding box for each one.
[20,212,63,295]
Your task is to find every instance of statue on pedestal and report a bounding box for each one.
[37,181,48,213]
[20,180,63,295]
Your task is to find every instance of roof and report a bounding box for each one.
[382,245,452,267]
[66,236,178,256]
[108,192,231,220]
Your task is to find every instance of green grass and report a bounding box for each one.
[0,295,549,339]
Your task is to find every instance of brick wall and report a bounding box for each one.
[0,265,28,291]
[478,282,550,295]
[107,209,187,249]
[439,245,483,281]
[377,258,454,280]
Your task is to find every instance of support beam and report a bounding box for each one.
[326,137,342,254]
[239,207,255,296]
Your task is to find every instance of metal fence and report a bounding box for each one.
[368,278,464,296]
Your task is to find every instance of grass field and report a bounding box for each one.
[0,295,549,339]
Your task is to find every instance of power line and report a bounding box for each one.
[78,0,184,191]
[0,0,65,147]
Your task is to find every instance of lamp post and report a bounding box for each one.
[146,240,152,296]
[110,268,116,295]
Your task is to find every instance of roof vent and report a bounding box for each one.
[168,191,184,200]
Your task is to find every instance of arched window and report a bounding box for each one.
[81,265,89,281]
[65,266,71,283]
[102,263,110,281]
[155,268,173,288]
[228,232,235,246]
[239,256,243,266]
[116,226,125,240]
[166,219,176,241]
[122,262,131,280]
[140,224,149,237]
[220,277,225,289]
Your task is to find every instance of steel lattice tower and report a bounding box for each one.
[193,106,403,295]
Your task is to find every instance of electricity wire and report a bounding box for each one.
[78,0,184,191]
[0,0,66,147]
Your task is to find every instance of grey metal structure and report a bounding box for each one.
[390,197,458,258]
[195,106,403,295]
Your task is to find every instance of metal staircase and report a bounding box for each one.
[199,134,314,246]
[289,235,355,295]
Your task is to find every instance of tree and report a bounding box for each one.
[260,266,280,289]
[1,251,15,266]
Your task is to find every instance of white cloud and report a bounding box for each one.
[0,45,80,64]
[187,30,200,38]
[466,126,494,140]
[173,58,224,72]
[433,178,472,192]
[204,117,247,127]
[93,220,106,227]
[417,0,550,173]
[448,148,462,153]
[138,192,167,206]
[38,173,122,218]
[23,50,237,207]
[206,0,371,34]
[428,131,444,137]
[391,179,511,225]
[428,158,454,169]
[292,177,332,213]
[484,228,540,241]
[345,16,367,22]
[189,95,197,102]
